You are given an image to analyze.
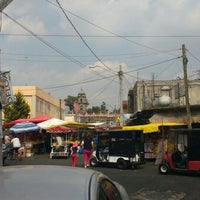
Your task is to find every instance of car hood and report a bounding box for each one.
[0,165,96,200]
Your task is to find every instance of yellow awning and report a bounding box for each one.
[122,123,185,134]
[61,121,94,129]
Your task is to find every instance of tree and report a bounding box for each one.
[3,91,30,123]
[87,106,101,114]
[64,95,78,112]
[100,101,108,114]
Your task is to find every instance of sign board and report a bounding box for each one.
[0,71,15,108]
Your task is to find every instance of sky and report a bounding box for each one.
[0,0,200,112]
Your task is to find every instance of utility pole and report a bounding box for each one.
[59,99,62,119]
[0,0,13,167]
[118,65,123,126]
[182,44,192,129]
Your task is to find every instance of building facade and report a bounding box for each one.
[77,89,88,114]
[127,79,200,125]
[128,79,200,114]
[12,86,65,119]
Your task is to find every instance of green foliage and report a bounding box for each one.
[100,101,108,114]
[3,91,30,123]
[64,95,78,111]
[87,106,101,114]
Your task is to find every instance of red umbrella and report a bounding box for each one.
[46,126,73,133]
[3,115,52,128]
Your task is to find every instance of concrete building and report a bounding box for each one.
[12,86,65,119]
[127,79,200,124]
[128,79,200,113]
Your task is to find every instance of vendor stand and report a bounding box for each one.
[45,126,74,159]
[123,122,186,160]
[9,122,41,158]
[37,119,99,159]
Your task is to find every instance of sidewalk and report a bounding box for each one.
[4,153,85,167]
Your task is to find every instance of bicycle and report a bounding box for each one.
[7,147,22,161]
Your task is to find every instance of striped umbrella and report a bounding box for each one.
[9,122,40,134]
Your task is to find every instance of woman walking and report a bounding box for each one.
[81,133,94,168]
[70,142,79,167]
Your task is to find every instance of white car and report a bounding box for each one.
[1,165,130,200]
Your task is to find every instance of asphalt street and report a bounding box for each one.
[3,153,200,200]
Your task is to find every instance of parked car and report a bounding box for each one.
[0,165,130,200]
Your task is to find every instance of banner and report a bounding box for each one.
[0,71,15,108]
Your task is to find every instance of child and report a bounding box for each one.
[70,142,79,167]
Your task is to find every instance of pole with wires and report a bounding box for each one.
[182,44,192,129]
[0,0,14,167]
[118,65,123,126]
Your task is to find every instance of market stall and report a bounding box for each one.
[38,119,100,158]
[37,119,76,159]
[46,126,74,159]
[9,122,41,157]
[123,122,186,160]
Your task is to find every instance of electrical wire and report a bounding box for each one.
[89,76,117,101]
[46,0,180,56]
[2,11,86,68]
[56,0,116,75]
[41,57,180,91]
[42,74,116,90]
[187,50,200,63]
[124,56,181,74]
[2,33,200,38]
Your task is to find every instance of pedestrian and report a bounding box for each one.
[70,142,79,167]
[11,134,21,159]
[4,132,11,146]
[81,133,94,168]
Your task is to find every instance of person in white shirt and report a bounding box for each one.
[4,133,11,145]
[11,135,21,158]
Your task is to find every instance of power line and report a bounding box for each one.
[56,0,116,75]
[2,33,200,38]
[89,76,117,101]
[124,56,181,74]
[46,0,179,56]
[43,74,116,90]
[1,50,178,59]
[43,57,180,91]
[187,50,200,63]
[2,11,86,68]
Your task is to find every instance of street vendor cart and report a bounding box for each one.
[47,126,73,159]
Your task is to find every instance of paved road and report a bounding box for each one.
[4,153,200,200]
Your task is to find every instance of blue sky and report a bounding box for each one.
[0,0,200,111]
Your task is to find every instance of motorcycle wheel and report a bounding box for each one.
[159,163,170,175]
[90,157,98,167]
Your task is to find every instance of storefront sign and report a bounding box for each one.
[0,71,15,107]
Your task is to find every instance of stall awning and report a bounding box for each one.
[62,121,95,129]
[3,115,52,128]
[38,119,95,130]
[37,118,67,129]
[46,126,74,133]
[122,122,185,134]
